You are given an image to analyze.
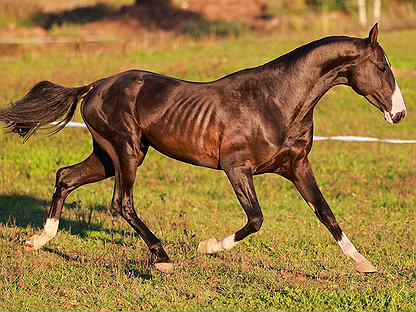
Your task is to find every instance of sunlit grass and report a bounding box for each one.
[0,29,415,311]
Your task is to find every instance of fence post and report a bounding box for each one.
[373,0,381,22]
[358,0,367,26]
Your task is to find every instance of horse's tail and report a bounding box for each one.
[0,81,91,142]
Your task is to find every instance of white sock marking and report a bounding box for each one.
[26,218,59,250]
[43,218,59,238]
[337,232,360,260]
[198,234,238,254]
[221,234,237,250]
[337,232,377,271]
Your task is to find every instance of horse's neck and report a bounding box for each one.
[266,38,361,123]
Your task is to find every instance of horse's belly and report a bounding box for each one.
[143,126,221,169]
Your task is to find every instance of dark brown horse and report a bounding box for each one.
[0,24,406,273]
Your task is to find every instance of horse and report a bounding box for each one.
[0,24,406,273]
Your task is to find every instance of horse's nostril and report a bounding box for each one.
[392,110,406,123]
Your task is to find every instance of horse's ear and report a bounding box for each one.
[368,23,379,46]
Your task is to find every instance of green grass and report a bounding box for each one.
[0,29,416,311]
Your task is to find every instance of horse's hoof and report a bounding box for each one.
[154,262,174,273]
[355,256,377,273]
[198,238,220,254]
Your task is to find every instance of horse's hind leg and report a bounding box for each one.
[93,129,172,273]
[25,141,113,251]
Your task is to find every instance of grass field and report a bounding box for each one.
[0,28,416,311]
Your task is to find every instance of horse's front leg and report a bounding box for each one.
[198,165,263,254]
[289,157,377,273]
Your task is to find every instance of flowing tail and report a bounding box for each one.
[0,81,91,141]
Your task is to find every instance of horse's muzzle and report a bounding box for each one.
[384,109,406,124]
[388,81,407,124]
[392,110,406,123]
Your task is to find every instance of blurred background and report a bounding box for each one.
[0,0,415,41]
[0,2,416,311]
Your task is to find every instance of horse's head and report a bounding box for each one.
[348,23,406,124]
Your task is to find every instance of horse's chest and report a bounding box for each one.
[253,128,313,174]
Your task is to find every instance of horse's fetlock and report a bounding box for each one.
[150,243,169,263]
[249,215,264,232]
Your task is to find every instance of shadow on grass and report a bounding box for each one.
[33,3,116,30]
[43,247,154,280]
[0,194,155,279]
[125,259,153,280]
[43,246,83,262]
[31,1,245,37]
[0,194,127,239]
[0,194,47,228]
